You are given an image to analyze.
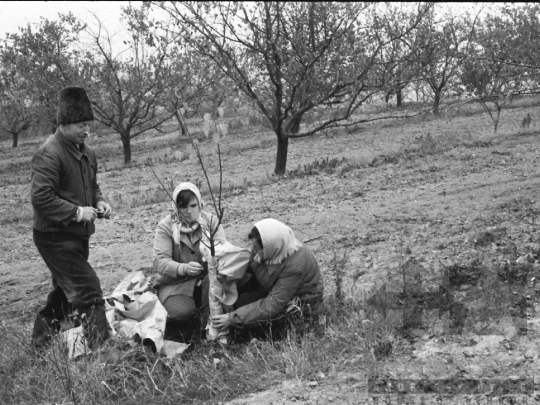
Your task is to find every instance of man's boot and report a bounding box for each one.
[81,305,111,350]
[31,313,60,351]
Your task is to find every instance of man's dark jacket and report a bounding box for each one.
[31,130,104,236]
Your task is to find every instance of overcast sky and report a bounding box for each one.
[0,1,140,39]
[0,1,488,46]
[0,2,485,37]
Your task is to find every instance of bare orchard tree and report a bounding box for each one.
[164,61,231,139]
[405,5,481,114]
[378,3,423,108]
[460,4,540,133]
[0,86,32,147]
[0,14,85,133]
[0,66,34,147]
[157,1,432,175]
[79,5,214,164]
[75,4,190,164]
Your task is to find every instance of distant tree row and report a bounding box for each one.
[1,2,540,174]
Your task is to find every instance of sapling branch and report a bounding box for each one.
[146,160,209,244]
[218,144,223,217]
[146,161,175,203]
[173,109,225,257]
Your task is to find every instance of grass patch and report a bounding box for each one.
[1,305,378,404]
[0,188,33,225]
[0,249,389,405]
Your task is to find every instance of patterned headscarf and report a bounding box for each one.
[253,218,302,265]
[171,182,203,245]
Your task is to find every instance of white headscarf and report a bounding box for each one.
[254,218,302,265]
[171,182,204,245]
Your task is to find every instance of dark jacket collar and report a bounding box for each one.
[54,129,88,160]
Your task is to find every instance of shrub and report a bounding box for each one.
[287,157,348,178]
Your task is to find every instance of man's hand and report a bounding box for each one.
[211,313,233,332]
[80,207,98,223]
[96,201,112,219]
[178,262,204,277]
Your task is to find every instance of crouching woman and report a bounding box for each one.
[211,218,324,339]
[152,182,225,340]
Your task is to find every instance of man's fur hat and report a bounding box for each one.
[56,86,95,125]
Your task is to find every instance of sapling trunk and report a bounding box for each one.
[174,107,228,343]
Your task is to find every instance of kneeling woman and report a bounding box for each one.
[153,182,225,340]
[211,218,324,338]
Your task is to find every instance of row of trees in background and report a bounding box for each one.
[1,2,540,174]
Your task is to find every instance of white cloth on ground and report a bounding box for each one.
[62,271,189,359]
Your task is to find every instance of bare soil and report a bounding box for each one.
[2,103,540,404]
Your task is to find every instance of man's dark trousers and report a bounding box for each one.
[32,229,110,350]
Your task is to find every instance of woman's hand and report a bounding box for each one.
[211,313,233,332]
[178,262,204,277]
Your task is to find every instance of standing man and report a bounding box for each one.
[30,86,112,351]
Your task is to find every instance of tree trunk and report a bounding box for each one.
[494,107,501,134]
[178,119,187,139]
[274,136,289,176]
[289,112,303,134]
[396,89,403,107]
[432,91,441,114]
[174,111,188,140]
[12,132,18,148]
[385,90,393,104]
[181,121,187,137]
[121,136,132,164]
